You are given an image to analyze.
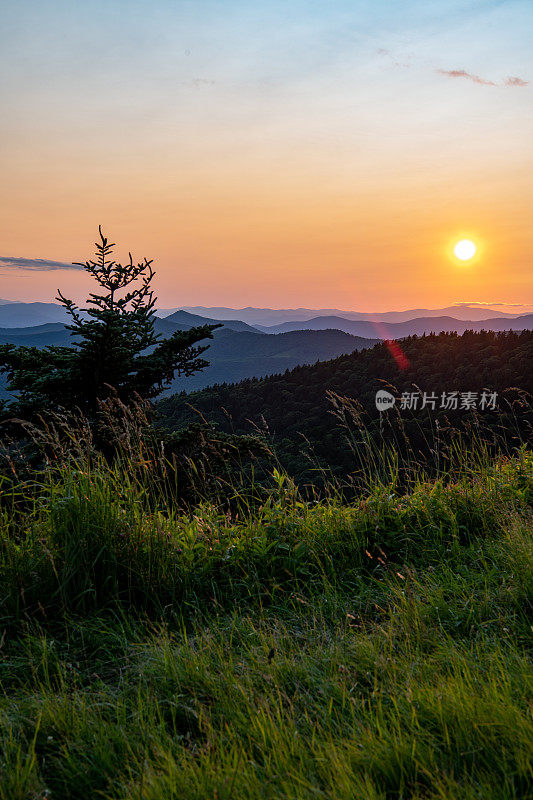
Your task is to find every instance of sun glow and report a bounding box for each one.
[454,239,477,261]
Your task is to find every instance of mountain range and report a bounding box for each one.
[162,309,257,333]
[178,303,526,326]
[0,302,74,327]
[0,302,531,401]
[258,313,533,337]
[0,300,530,332]
[0,310,375,399]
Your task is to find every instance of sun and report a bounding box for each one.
[454,239,476,261]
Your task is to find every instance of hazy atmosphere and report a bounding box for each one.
[1,0,532,309]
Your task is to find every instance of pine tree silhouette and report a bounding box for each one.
[0,227,219,417]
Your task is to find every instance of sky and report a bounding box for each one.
[1,0,532,311]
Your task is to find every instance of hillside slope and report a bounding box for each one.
[158,330,533,480]
[0,438,531,799]
[164,329,376,392]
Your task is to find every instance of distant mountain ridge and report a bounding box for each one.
[164,309,259,333]
[165,329,375,393]
[260,314,533,337]
[179,304,525,326]
[0,313,375,400]
[0,301,528,329]
[0,302,74,327]
[1,303,531,401]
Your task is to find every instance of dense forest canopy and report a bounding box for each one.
[157,330,533,483]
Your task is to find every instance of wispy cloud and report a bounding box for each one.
[376,47,411,69]
[437,70,528,87]
[504,76,528,86]
[436,69,495,86]
[0,256,84,272]
[455,301,533,310]
[454,301,510,307]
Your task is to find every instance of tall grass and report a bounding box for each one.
[326,386,532,493]
[0,410,531,798]
[1,445,531,621]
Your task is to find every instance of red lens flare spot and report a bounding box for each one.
[384,339,410,370]
[369,319,410,370]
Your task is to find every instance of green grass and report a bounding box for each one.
[0,450,532,798]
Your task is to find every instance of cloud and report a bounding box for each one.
[504,76,528,87]
[0,256,84,272]
[455,301,532,309]
[437,70,528,87]
[436,69,495,86]
[454,301,508,307]
[376,48,411,69]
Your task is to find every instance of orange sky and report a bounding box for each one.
[1,0,532,311]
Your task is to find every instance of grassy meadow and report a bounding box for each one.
[0,435,532,799]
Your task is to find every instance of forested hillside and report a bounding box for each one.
[158,330,533,482]
[172,328,375,391]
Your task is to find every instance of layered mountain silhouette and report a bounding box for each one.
[0,302,74,327]
[0,322,73,348]
[167,328,375,392]
[259,313,533,336]
[0,302,533,404]
[163,309,258,333]
[0,303,261,331]
[0,311,375,399]
[0,300,528,330]
[1,303,531,401]
[178,304,524,326]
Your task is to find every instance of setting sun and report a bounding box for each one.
[454,239,477,261]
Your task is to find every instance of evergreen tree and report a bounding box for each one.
[0,228,219,417]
